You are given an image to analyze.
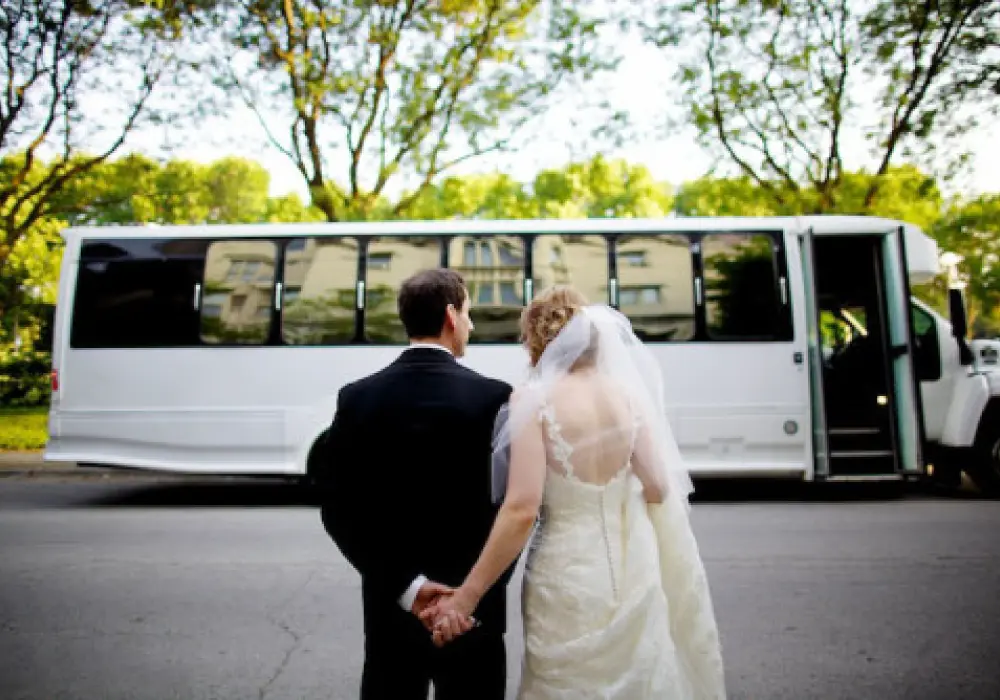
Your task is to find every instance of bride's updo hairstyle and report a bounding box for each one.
[520,285,597,368]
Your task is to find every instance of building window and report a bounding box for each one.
[620,286,661,306]
[369,252,392,270]
[619,251,647,267]
[499,281,520,306]
[477,283,495,304]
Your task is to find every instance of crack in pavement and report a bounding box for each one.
[258,567,319,700]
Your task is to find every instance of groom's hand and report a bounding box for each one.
[411,580,453,625]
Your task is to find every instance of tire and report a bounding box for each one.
[968,410,1000,496]
[299,431,329,504]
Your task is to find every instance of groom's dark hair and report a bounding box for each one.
[398,268,468,338]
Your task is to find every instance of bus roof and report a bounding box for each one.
[60,214,940,280]
[58,214,931,239]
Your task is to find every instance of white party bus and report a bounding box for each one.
[43,216,1000,494]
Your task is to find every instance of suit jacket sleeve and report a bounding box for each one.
[318,387,422,603]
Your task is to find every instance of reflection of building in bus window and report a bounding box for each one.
[617,235,694,341]
[279,237,359,345]
[201,240,276,344]
[450,235,526,343]
[532,235,608,306]
[365,237,441,343]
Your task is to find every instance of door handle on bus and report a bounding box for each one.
[192,283,201,311]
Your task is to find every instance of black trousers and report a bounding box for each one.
[360,605,506,700]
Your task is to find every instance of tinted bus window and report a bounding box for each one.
[200,240,277,345]
[532,235,609,304]
[71,238,205,348]
[281,237,359,345]
[702,233,784,340]
[365,237,442,343]
[615,234,695,341]
[449,235,525,343]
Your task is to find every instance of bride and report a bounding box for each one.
[423,286,726,699]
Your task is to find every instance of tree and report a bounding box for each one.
[674,165,944,229]
[0,0,198,323]
[931,193,1000,336]
[398,172,537,219]
[396,156,673,219]
[215,0,620,221]
[643,0,1000,212]
[532,155,673,218]
[674,176,789,217]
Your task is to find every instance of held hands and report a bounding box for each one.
[417,586,480,648]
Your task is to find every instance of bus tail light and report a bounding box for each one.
[51,369,59,392]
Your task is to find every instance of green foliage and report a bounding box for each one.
[674,165,945,228]
[644,0,1000,210]
[0,350,51,409]
[398,155,672,220]
[532,156,673,218]
[216,0,621,220]
[0,407,49,451]
[931,194,1000,337]
[0,152,326,361]
[703,236,777,337]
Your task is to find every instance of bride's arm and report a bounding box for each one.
[632,419,667,504]
[427,390,546,627]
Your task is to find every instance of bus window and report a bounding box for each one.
[365,237,442,343]
[911,303,941,381]
[532,235,609,305]
[702,233,784,340]
[200,240,277,345]
[449,235,525,343]
[615,234,694,341]
[71,238,206,348]
[280,237,359,345]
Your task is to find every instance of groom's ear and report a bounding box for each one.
[443,303,458,330]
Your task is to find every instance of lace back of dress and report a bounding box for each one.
[537,374,639,486]
[537,376,642,603]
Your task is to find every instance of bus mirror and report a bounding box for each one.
[949,288,968,339]
[948,288,974,365]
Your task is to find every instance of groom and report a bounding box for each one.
[317,268,514,700]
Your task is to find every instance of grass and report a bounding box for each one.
[0,407,49,451]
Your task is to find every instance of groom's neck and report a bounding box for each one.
[409,336,454,354]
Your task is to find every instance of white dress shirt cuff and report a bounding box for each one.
[399,574,428,612]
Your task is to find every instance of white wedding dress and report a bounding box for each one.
[515,377,726,699]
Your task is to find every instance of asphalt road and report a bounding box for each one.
[0,477,997,700]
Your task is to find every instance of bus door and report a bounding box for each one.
[802,229,917,479]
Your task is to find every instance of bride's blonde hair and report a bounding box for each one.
[520,285,596,367]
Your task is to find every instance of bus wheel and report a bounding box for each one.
[969,423,1000,497]
[299,431,329,504]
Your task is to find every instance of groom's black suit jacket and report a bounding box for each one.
[317,347,514,633]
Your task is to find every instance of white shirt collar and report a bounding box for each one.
[408,342,453,356]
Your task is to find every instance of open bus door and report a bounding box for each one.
[885,226,926,477]
[800,226,831,479]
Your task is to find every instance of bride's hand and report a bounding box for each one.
[421,587,479,646]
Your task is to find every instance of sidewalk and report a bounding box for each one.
[0,451,81,476]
